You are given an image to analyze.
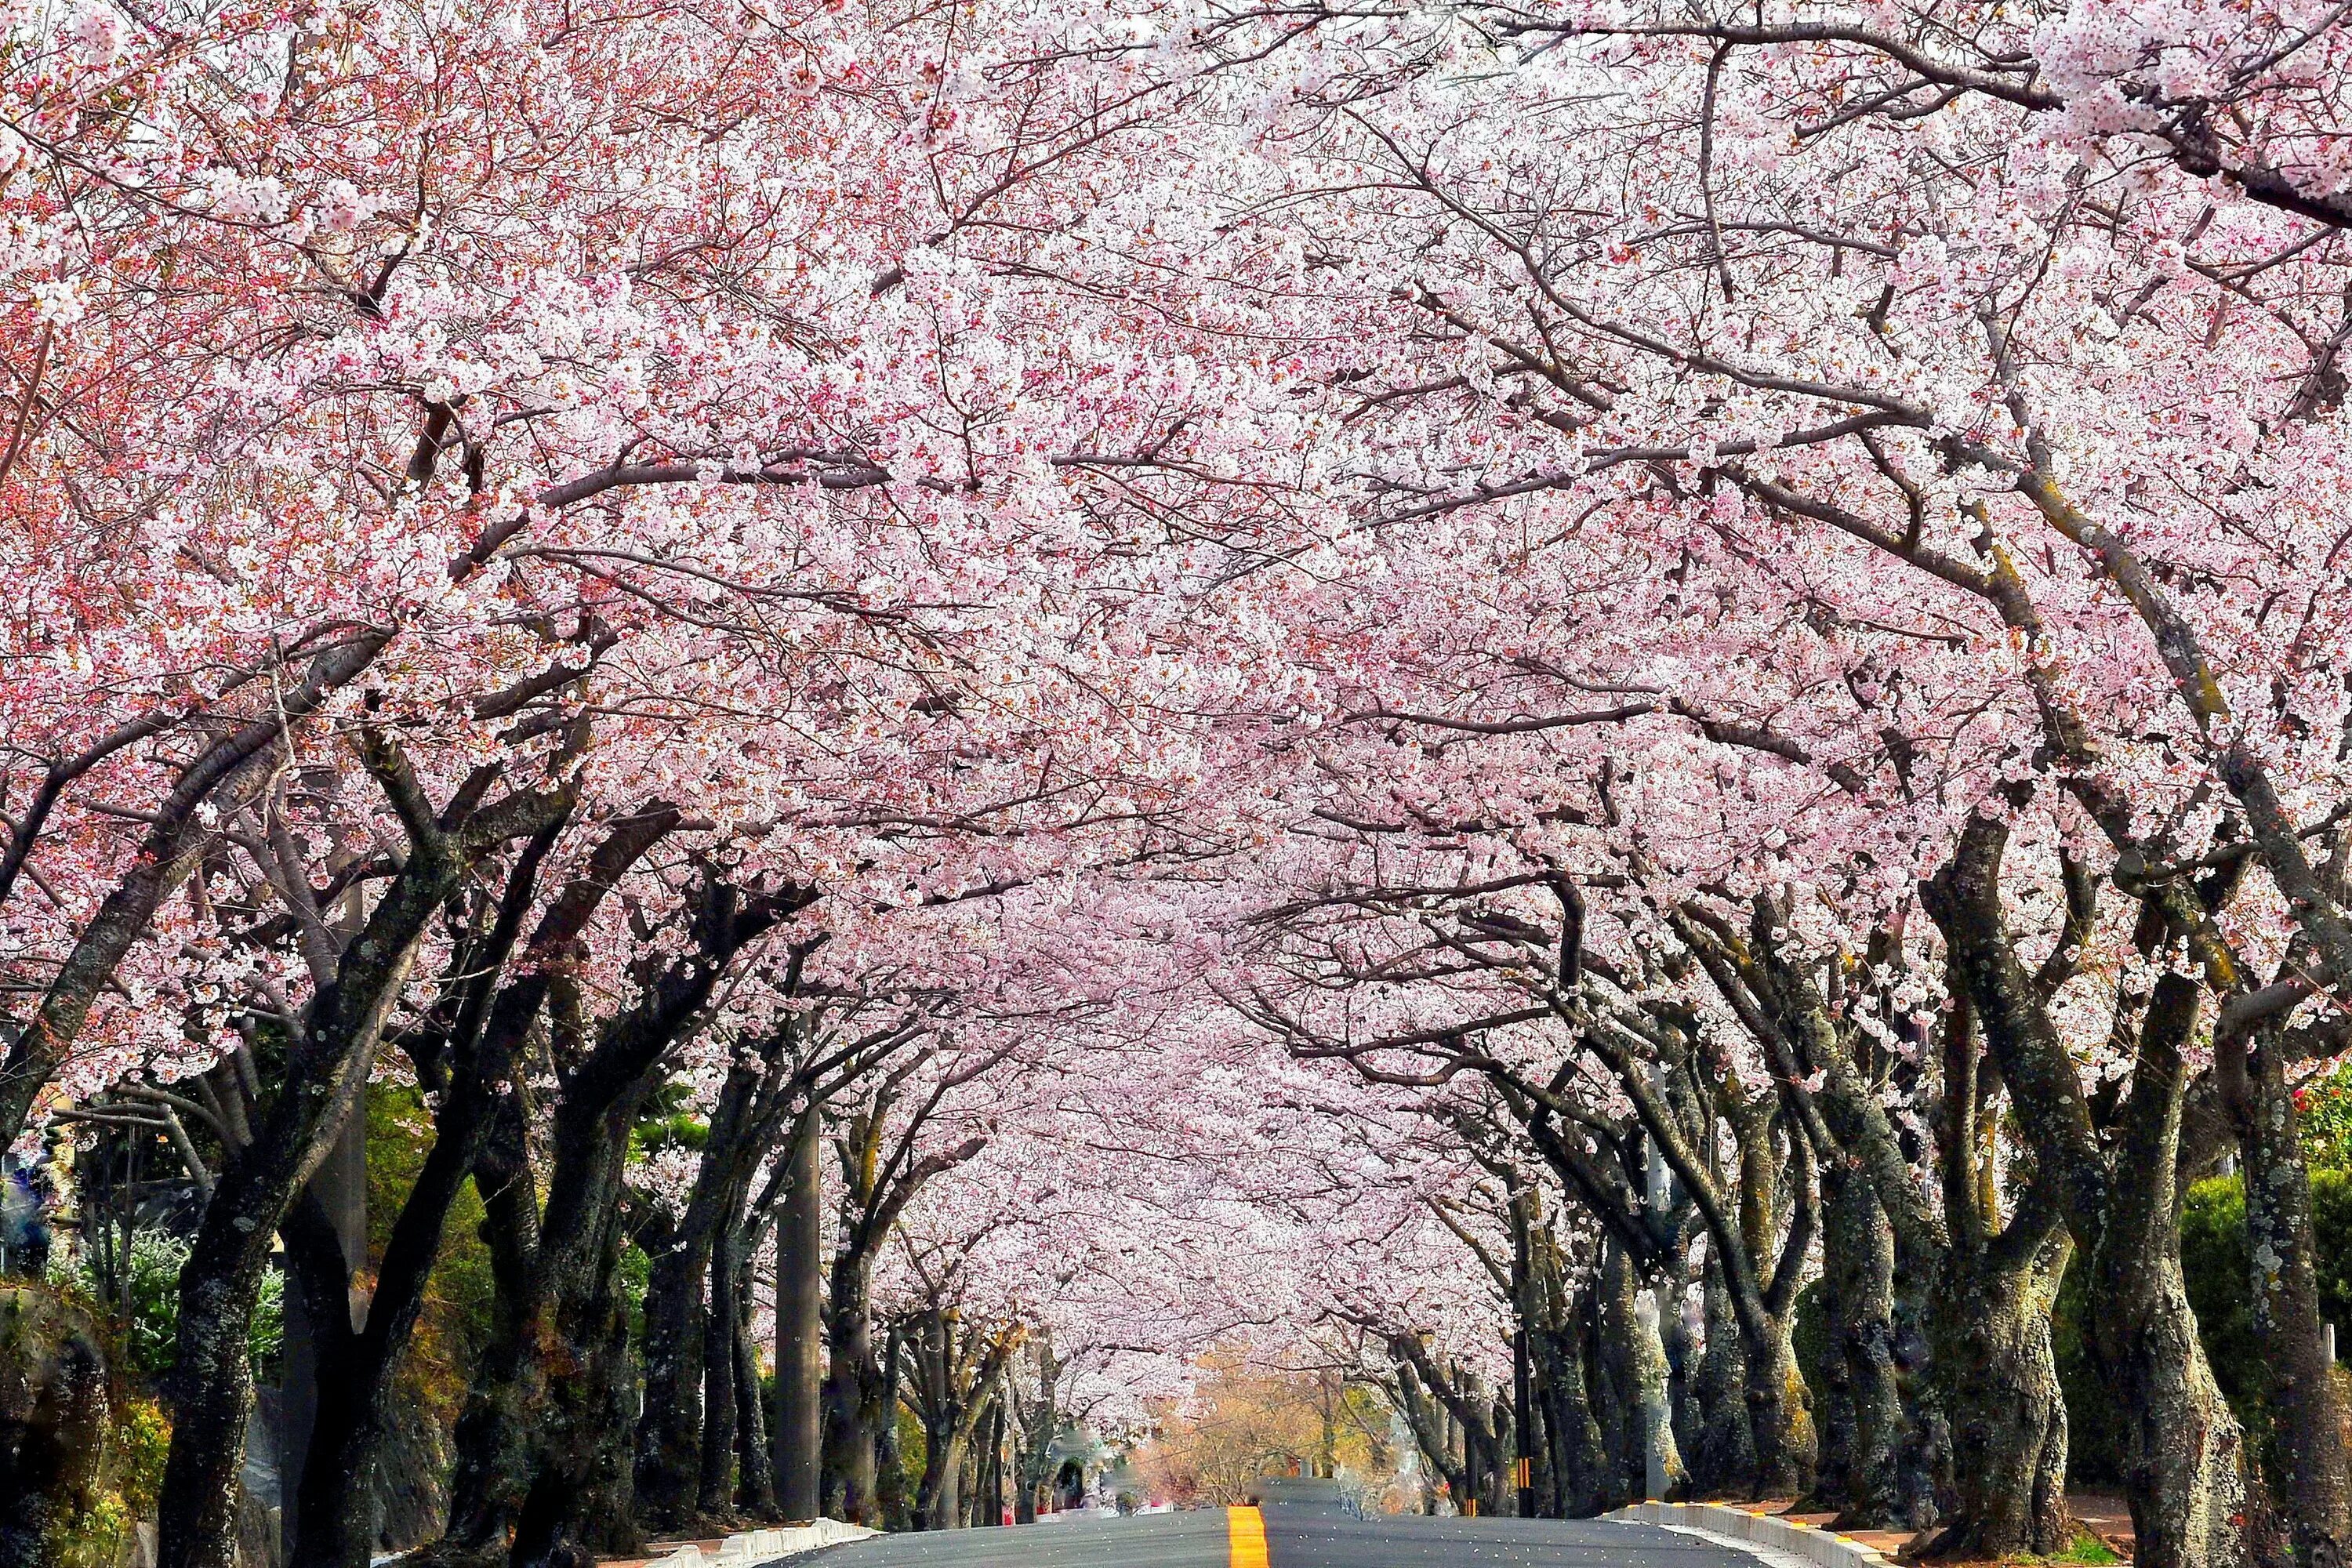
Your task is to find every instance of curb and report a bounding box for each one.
[1606,1501,1893,1568]
[650,1521,880,1568]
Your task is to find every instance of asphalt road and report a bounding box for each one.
[808,1504,1759,1568]
[808,1509,1232,1567]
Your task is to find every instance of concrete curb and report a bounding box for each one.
[651,1520,879,1568]
[1606,1501,1893,1568]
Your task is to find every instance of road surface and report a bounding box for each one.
[806,1496,1760,1568]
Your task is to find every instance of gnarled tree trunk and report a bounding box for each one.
[1932,1210,2072,1559]
[1929,823,2250,1568]
[2231,1026,2352,1568]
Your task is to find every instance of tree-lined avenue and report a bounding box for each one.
[8,2,2352,1568]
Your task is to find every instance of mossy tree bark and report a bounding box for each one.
[637,1014,806,1530]
[1512,1191,1609,1517]
[2223,1020,2352,1568]
[1005,1338,1066,1523]
[1688,1250,1758,1497]
[1596,1237,1686,1503]
[1926,989,2072,1560]
[1817,1166,1902,1523]
[1930,1198,2072,1559]
[818,1080,984,1525]
[728,1243,777,1519]
[903,1307,1016,1532]
[1388,1348,1474,1510]
[1677,902,1951,1530]
[1928,818,2251,1568]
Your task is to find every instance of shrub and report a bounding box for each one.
[45,1229,281,1380]
[123,1231,190,1377]
[2056,1163,2352,1488]
[2313,1167,2352,1334]
[2299,1059,2352,1172]
[2052,1259,2125,1486]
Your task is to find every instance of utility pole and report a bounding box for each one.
[773,1109,826,1521]
[1644,1062,1675,1504]
[1510,1190,1536,1519]
[1512,1324,1534,1518]
[281,1090,366,1559]
[987,1400,1007,1525]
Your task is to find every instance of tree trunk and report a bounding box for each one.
[1929,822,2250,1568]
[1822,1168,1906,1528]
[1931,1207,2072,1559]
[444,1080,651,1563]
[820,1262,879,1523]
[161,782,486,1568]
[437,1091,546,1558]
[983,1403,1006,1526]
[1723,1108,1817,1503]
[917,1422,966,1531]
[639,1069,760,1529]
[1530,1319,1607,1515]
[1888,1264,1945,1533]
[2092,981,2252,1568]
[698,1218,742,1520]
[1723,913,1946,1531]
[291,994,525,1568]
[874,1326,909,1531]
[1011,1346,1058,1526]
[281,1107,368,1563]
[1599,1241,1685,1502]
[1811,1260,1857,1515]
[294,806,654,1568]
[1390,1348,1473,1511]
[505,1146,643,1568]
[2235,1029,2352,1568]
[439,877,808,1562]
[634,1250,710,1530]
[1743,1312,1813,1501]
[1592,1255,1641,1504]
[159,1088,359,1568]
[1573,1008,1814,1504]
[734,1295,778,1519]
[1690,1250,1756,1497]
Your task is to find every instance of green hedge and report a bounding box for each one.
[2300,1059,2352,1172]
[2053,1167,2352,1485]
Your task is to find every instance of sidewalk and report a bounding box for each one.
[1693,1493,2135,1563]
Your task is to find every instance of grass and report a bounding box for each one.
[1901,1526,2127,1568]
[2016,1531,2125,1567]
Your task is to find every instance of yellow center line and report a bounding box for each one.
[1227,1504,1270,1568]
